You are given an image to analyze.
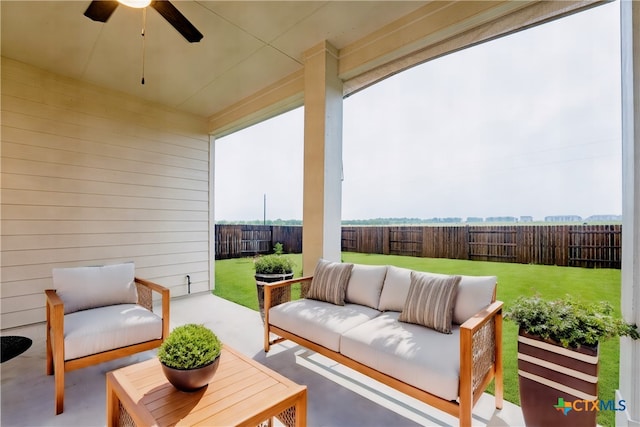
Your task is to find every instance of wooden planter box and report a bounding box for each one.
[517,330,598,427]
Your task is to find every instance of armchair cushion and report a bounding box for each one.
[52,263,138,314]
[63,304,162,360]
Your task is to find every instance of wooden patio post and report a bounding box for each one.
[302,41,343,274]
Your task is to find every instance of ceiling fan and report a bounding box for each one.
[84,0,203,43]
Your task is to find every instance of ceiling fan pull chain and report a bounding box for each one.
[141,7,146,85]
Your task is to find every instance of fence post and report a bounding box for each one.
[383,227,390,255]
[465,226,470,260]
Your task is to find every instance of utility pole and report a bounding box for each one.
[263,193,266,225]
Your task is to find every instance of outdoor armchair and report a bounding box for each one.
[45,262,169,414]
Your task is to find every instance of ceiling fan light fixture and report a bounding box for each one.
[84,0,203,43]
[118,0,151,8]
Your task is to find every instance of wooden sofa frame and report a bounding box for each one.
[45,277,170,414]
[263,276,503,427]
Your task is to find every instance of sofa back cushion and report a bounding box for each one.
[52,262,138,314]
[377,265,413,311]
[453,275,497,324]
[378,266,497,324]
[345,264,388,309]
[307,259,354,305]
[399,272,461,334]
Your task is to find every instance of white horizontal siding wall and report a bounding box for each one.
[1,58,212,328]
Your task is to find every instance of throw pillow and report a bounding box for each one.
[399,272,461,334]
[307,259,354,305]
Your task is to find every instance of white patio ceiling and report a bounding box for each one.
[1,1,422,116]
[1,0,590,135]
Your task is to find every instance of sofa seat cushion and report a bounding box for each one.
[63,304,162,361]
[268,299,381,352]
[340,312,460,401]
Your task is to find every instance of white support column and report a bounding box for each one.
[302,41,343,274]
[209,135,216,291]
[618,2,640,426]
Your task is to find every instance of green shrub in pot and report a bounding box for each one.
[505,295,639,348]
[158,324,222,370]
[254,254,294,275]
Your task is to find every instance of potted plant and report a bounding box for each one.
[157,324,222,392]
[255,243,294,321]
[505,295,639,427]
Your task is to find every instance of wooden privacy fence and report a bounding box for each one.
[216,224,621,268]
[342,224,621,268]
[215,225,302,259]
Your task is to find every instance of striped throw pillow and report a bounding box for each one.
[307,259,354,305]
[399,272,461,334]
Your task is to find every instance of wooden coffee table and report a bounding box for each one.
[106,345,307,426]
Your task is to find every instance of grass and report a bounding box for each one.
[214,252,622,427]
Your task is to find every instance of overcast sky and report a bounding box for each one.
[215,2,621,222]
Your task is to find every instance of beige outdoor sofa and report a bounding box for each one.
[264,260,503,427]
[45,262,169,414]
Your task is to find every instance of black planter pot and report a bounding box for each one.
[255,272,293,321]
[161,356,220,392]
[517,330,598,427]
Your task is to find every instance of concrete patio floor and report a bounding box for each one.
[1,293,525,426]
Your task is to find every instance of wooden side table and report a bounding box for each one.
[106,345,307,426]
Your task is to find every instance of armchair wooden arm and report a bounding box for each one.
[45,290,65,378]
[135,277,170,339]
[459,300,504,426]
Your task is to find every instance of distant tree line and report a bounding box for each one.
[217,219,303,226]
[217,218,465,226]
[217,214,621,226]
[342,217,464,225]
[217,217,464,226]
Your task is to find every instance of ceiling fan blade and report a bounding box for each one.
[84,0,119,23]
[151,0,203,43]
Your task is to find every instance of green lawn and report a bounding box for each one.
[214,252,622,427]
